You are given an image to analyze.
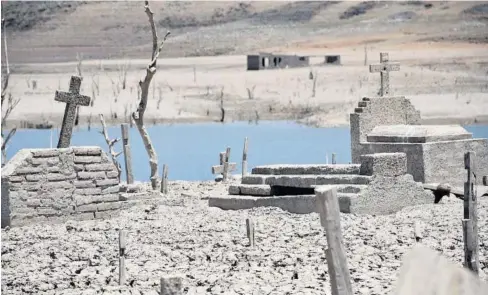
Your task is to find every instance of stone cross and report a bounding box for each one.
[55,76,91,148]
[369,52,400,97]
[212,148,236,182]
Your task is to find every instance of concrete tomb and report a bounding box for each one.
[209,152,433,215]
[1,147,158,228]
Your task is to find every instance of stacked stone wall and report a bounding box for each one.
[1,146,145,227]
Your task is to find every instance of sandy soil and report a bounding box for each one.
[1,180,487,294]
[4,40,488,130]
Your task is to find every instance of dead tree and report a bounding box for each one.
[1,18,20,167]
[132,1,170,190]
[219,87,225,123]
[99,114,122,179]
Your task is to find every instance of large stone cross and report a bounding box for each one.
[55,76,91,148]
[369,52,400,97]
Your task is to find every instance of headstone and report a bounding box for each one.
[369,52,400,96]
[55,76,91,148]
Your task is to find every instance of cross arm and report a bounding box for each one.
[369,63,400,73]
[55,91,91,106]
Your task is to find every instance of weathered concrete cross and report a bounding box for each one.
[369,52,400,97]
[212,148,236,182]
[55,76,91,148]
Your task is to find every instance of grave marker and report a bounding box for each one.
[369,52,400,96]
[246,218,255,247]
[121,124,134,184]
[316,187,353,295]
[463,152,479,274]
[55,76,91,148]
[242,137,249,177]
[211,147,236,182]
[161,164,168,194]
[119,230,127,285]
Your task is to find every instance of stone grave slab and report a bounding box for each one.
[367,125,472,143]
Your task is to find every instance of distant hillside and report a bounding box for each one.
[1,1,487,63]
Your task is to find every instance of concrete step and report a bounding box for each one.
[208,193,361,214]
[251,164,361,175]
[242,174,371,187]
[229,184,367,196]
[358,101,368,108]
[354,107,364,113]
[362,97,371,102]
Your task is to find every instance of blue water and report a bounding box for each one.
[4,122,488,181]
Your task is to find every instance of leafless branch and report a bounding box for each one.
[99,114,122,180]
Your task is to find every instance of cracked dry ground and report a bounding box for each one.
[2,181,487,295]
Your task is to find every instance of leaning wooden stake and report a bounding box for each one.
[120,123,134,184]
[316,187,353,295]
[222,147,231,182]
[119,230,127,285]
[463,151,479,275]
[246,218,255,247]
[132,1,170,190]
[242,137,249,177]
[161,164,168,194]
[161,276,183,295]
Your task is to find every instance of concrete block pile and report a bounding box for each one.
[209,152,433,215]
[1,146,156,228]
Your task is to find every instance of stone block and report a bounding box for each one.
[74,188,102,195]
[47,166,60,173]
[85,163,115,172]
[20,183,42,191]
[251,164,361,175]
[74,156,102,164]
[72,147,102,156]
[8,176,25,182]
[74,194,120,206]
[77,171,106,180]
[239,185,272,196]
[37,208,60,216]
[101,185,120,194]
[106,171,119,178]
[74,180,96,188]
[97,202,122,211]
[25,174,44,182]
[32,150,60,158]
[360,153,407,177]
[95,178,119,187]
[26,199,41,208]
[76,204,98,212]
[30,157,59,166]
[483,176,487,186]
[242,175,267,185]
[47,173,77,181]
[15,167,43,175]
[266,175,317,187]
[228,185,240,195]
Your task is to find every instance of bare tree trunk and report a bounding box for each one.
[99,114,122,180]
[132,1,170,190]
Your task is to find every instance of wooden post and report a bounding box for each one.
[414,221,422,243]
[463,152,479,274]
[242,137,249,178]
[246,218,255,247]
[160,164,168,194]
[161,276,183,295]
[119,230,127,285]
[121,123,134,184]
[331,153,337,165]
[222,147,231,182]
[316,187,353,295]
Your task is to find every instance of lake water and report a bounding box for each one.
[5,122,488,181]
